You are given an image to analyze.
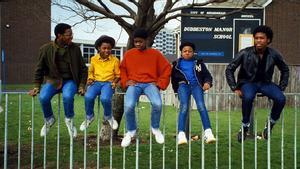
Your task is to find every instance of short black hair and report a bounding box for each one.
[179,42,196,51]
[253,25,273,44]
[94,35,115,50]
[54,23,71,37]
[133,28,148,39]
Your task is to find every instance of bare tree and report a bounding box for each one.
[52,0,255,48]
[52,0,255,141]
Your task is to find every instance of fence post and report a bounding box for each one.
[294,95,297,169]
[56,94,61,169]
[31,97,35,169]
[18,94,22,169]
[4,94,8,169]
[228,94,232,169]
[97,96,101,169]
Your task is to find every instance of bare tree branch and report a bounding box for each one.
[110,0,136,18]
[128,0,140,8]
[97,0,113,14]
[151,0,255,33]
[54,0,256,47]
[150,0,223,32]
[74,0,133,31]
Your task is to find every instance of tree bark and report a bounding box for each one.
[99,86,124,141]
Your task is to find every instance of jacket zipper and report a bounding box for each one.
[175,60,189,84]
[193,60,201,86]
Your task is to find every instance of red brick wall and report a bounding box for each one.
[265,0,300,65]
[1,0,50,84]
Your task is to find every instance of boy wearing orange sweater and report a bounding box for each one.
[120,28,171,147]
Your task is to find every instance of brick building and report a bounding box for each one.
[0,0,50,85]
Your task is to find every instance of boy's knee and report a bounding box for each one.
[243,95,255,103]
[151,101,162,110]
[63,94,74,102]
[274,95,286,104]
[100,97,111,105]
[39,94,50,103]
[124,102,136,112]
[180,104,189,113]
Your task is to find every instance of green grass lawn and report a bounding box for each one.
[0,93,299,168]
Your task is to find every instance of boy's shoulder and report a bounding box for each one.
[90,54,99,61]
[110,55,120,61]
[125,48,138,53]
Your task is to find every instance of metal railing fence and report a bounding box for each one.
[1,91,299,169]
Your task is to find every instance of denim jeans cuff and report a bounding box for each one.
[269,117,276,124]
[242,122,250,128]
[87,114,94,121]
[45,115,54,122]
[65,114,74,119]
[103,115,112,121]
[128,130,136,136]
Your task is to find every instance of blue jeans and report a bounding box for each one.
[124,83,162,131]
[84,81,114,120]
[177,83,211,132]
[241,82,286,124]
[39,80,77,120]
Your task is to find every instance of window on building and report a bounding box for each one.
[111,48,121,60]
[83,44,95,63]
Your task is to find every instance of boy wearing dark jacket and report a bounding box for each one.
[29,23,88,138]
[226,25,289,142]
[171,42,216,145]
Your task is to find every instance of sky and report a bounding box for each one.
[51,1,183,45]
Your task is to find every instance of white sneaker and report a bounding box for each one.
[107,117,118,130]
[152,128,165,144]
[204,128,216,144]
[177,131,188,145]
[80,116,95,131]
[121,131,136,147]
[40,117,56,137]
[65,118,77,138]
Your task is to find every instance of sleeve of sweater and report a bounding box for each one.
[170,61,179,93]
[114,57,121,78]
[201,63,213,87]
[120,53,128,89]
[156,52,171,90]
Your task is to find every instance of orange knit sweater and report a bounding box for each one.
[120,48,171,90]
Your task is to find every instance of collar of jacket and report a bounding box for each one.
[251,46,272,72]
[175,57,203,66]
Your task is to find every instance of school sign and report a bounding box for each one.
[181,8,263,63]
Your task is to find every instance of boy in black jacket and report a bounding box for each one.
[226,25,289,142]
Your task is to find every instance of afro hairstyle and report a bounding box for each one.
[94,35,116,51]
[253,25,273,44]
[133,28,148,39]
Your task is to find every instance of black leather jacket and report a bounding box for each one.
[225,46,289,91]
[171,58,213,93]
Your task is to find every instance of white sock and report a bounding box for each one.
[204,128,212,135]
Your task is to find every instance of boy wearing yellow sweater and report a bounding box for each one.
[80,35,119,131]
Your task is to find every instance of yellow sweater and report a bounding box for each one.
[88,54,120,82]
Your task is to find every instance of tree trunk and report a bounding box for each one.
[99,86,124,141]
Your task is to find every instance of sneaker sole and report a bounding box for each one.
[206,139,216,144]
[178,141,187,145]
